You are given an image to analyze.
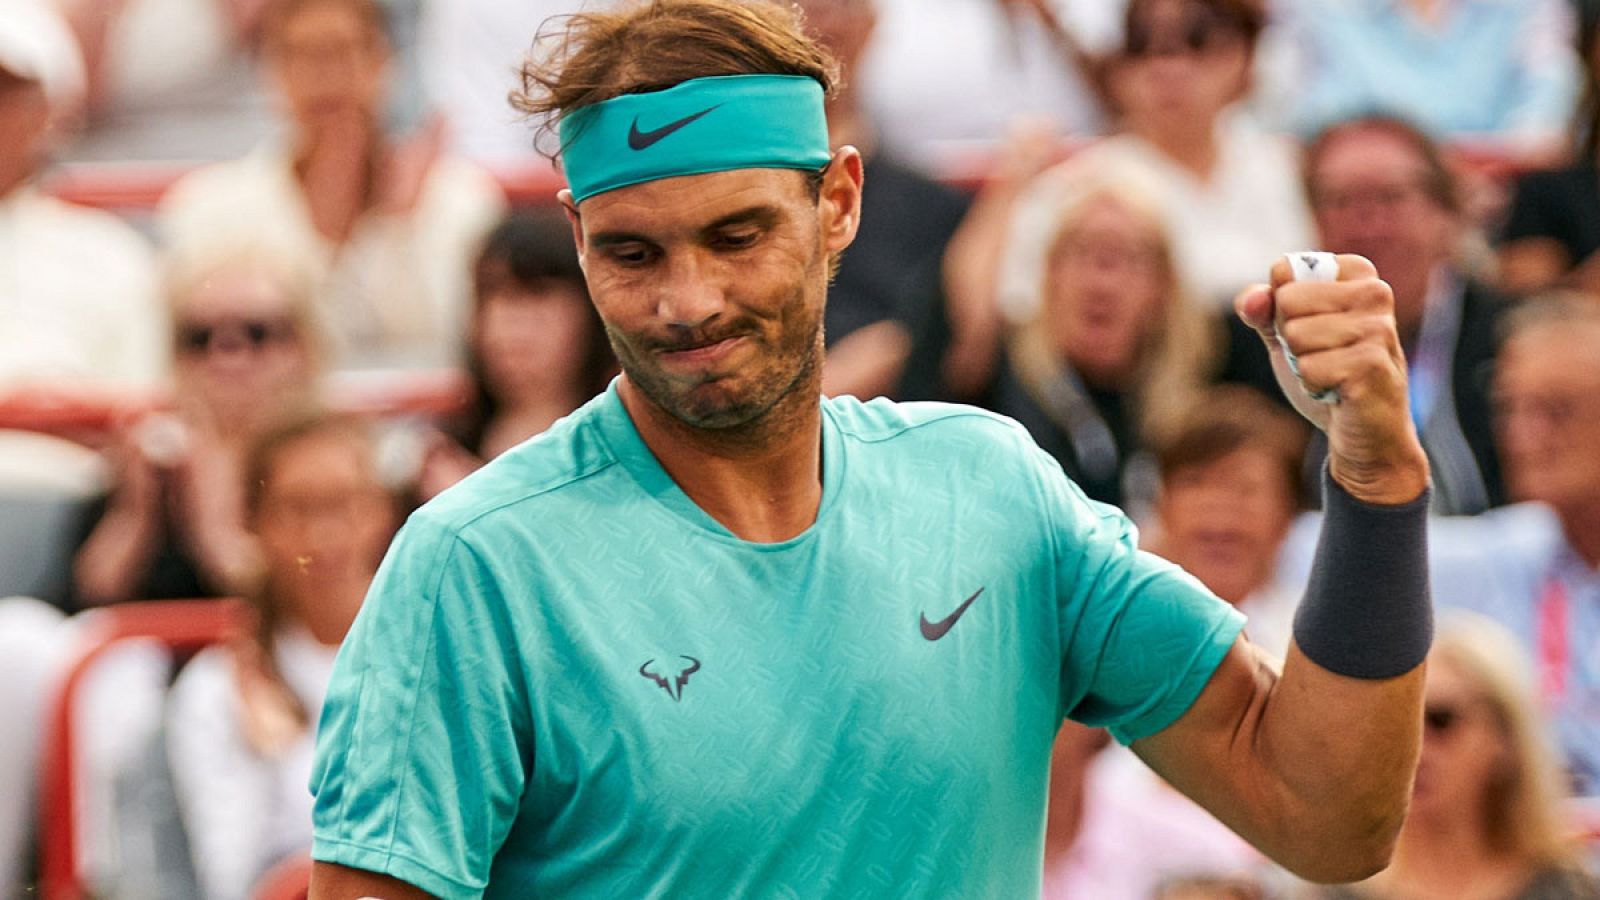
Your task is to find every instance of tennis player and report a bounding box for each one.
[308,2,1433,897]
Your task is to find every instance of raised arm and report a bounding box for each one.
[1132,254,1431,882]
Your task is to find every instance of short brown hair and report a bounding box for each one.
[513,0,840,159]
[1155,386,1310,509]
[1304,115,1461,216]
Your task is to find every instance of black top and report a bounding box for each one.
[826,153,970,398]
[1502,162,1600,272]
[983,357,1141,510]
[1215,276,1507,513]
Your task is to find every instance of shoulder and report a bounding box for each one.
[1430,502,1566,565]
[407,397,623,541]
[827,394,1035,455]
[158,153,282,222]
[20,193,154,261]
[168,645,239,728]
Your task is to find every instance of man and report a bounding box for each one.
[1222,115,1507,515]
[308,2,1433,897]
[1425,295,1600,796]
[0,0,162,388]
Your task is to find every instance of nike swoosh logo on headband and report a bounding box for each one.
[628,105,721,151]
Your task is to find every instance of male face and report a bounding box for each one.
[1308,127,1456,332]
[0,70,49,194]
[1493,319,1600,514]
[565,155,863,430]
[266,1,389,135]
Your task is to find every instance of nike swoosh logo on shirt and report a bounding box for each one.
[627,105,720,151]
[920,588,986,641]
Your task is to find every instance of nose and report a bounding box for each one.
[654,249,729,330]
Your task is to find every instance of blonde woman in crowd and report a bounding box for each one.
[983,173,1212,517]
[72,244,323,605]
[166,413,397,900]
[1312,613,1600,900]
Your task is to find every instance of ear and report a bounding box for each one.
[819,146,865,255]
[559,189,586,259]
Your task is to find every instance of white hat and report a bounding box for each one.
[0,1,86,111]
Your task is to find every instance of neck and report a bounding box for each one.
[620,375,825,544]
[291,575,369,647]
[1559,502,1600,569]
[1136,115,1218,181]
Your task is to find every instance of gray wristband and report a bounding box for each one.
[1292,469,1432,679]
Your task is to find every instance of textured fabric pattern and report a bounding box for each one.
[310,384,1242,898]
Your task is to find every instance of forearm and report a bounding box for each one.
[1254,644,1424,879]
[73,504,158,605]
[1254,472,1431,877]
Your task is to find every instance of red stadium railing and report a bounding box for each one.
[38,599,250,900]
[0,368,471,445]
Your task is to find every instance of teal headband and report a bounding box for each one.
[558,74,833,203]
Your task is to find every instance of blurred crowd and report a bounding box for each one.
[2,0,1600,897]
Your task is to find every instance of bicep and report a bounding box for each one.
[309,861,436,900]
[1129,635,1288,846]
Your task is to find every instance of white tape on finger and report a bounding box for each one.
[1279,251,1341,404]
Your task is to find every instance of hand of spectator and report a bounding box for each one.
[1235,255,1430,505]
[414,430,483,503]
[377,115,446,217]
[170,429,260,596]
[940,121,1059,398]
[72,420,169,605]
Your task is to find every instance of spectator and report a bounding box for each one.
[417,212,611,500]
[984,174,1213,515]
[791,0,972,401]
[157,0,504,371]
[1221,115,1509,515]
[1148,386,1308,657]
[0,596,74,895]
[1498,5,1600,296]
[1312,613,1600,900]
[1421,294,1600,797]
[167,412,396,900]
[1277,0,1580,162]
[53,0,275,162]
[72,244,323,606]
[1050,0,1313,308]
[0,0,164,388]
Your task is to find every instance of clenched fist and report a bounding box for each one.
[1235,254,1430,506]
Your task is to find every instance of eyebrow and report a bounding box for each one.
[586,204,784,250]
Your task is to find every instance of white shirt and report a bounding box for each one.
[166,628,340,900]
[0,187,165,387]
[158,148,506,370]
[1067,113,1315,308]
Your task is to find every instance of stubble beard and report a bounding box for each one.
[606,296,825,437]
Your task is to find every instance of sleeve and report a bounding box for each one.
[1027,441,1246,746]
[309,514,533,899]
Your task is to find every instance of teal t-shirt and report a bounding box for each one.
[309,384,1244,898]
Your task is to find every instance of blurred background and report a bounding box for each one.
[2,0,1600,897]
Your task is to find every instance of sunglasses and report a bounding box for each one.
[176,318,299,356]
[1125,9,1241,59]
